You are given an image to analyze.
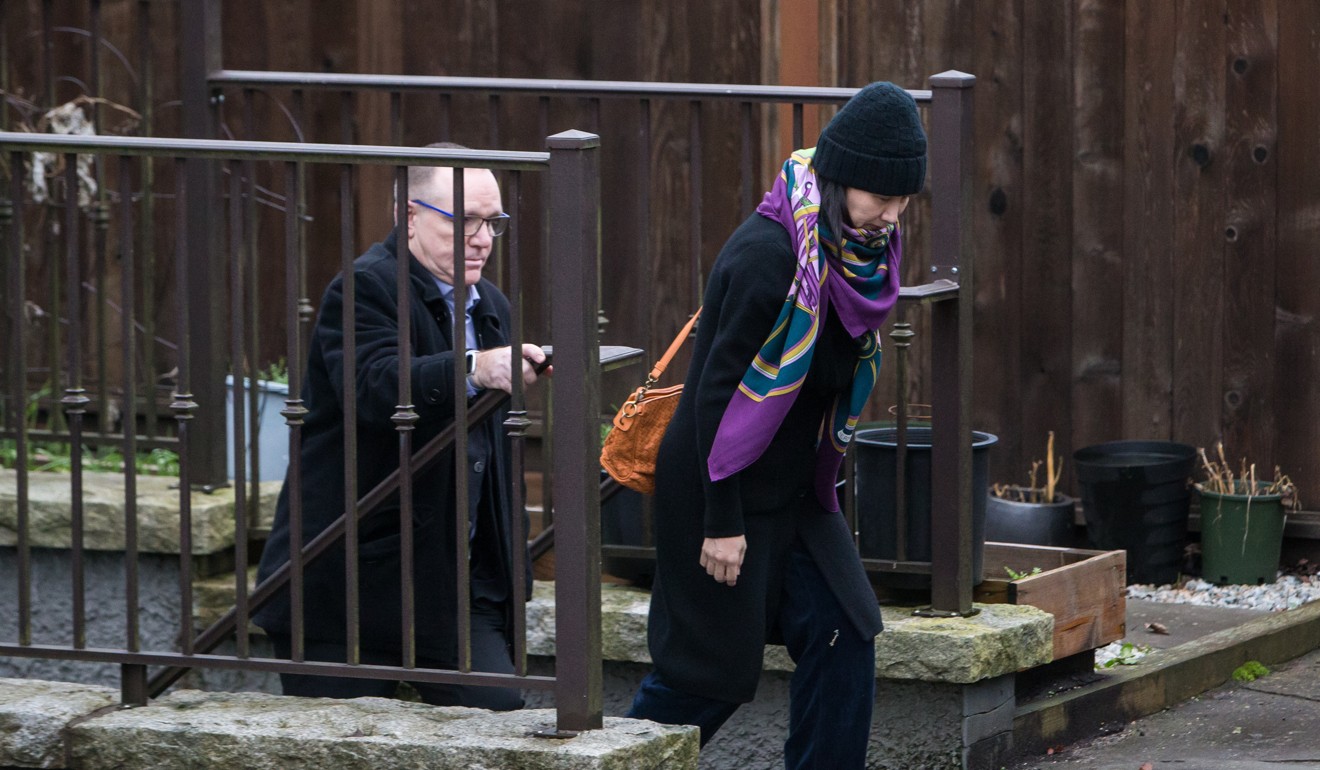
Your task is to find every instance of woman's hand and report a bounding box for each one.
[700,535,747,586]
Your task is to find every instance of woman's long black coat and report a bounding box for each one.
[647,213,885,703]
[254,230,520,662]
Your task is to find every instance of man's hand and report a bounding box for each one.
[700,535,747,586]
[469,344,550,393]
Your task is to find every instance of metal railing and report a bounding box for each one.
[1,1,978,734]
[200,68,979,616]
[0,130,606,731]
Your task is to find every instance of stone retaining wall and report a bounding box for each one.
[1,473,1055,769]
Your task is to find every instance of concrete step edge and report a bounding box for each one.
[1011,598,1320,756]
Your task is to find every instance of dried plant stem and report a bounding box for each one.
[1045,431,1057,504]
[991,431,1066,504]
[1196,443,1302,510]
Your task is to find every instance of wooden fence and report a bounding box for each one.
[5,0,1317,503]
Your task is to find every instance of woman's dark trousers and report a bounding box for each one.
[627,541,876,768]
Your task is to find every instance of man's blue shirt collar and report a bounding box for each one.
[434,277,481,312]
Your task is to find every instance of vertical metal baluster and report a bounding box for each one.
[392,166,418,669]
[63,157,89,650]
[503,170,529,676]
[282,161,308,661]
[340,162,359,665]
[589,97,606,335]
[792,102,804,152]
[538,98,549,144]
[8,153,30,646]
[40,0,62,436]
[137,0,153,143]
[292,88,306,140]
[450,167,470,673]
[341,91,356,145]
[227,159,249,657]
[891,315,914,562]
[688,101,703,305]
[488,94,504,287]
[740,102,755,215]
[119,147,148,704]
[0,2,8,131]
[390,92,402,146]
[638,99,651,272]
[40,0,53,108]
[119,156,140,655]
[293,89,313,371]
[338,99,358,662]
[88,0,108,438]
[242,90,260,510]
[637,98,654,548]
[439,94,452,143]
[172,160,196,655]
[844,441,858,550]
[136,0,157,443]
[538,95,552,531]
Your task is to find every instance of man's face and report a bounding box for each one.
[406,168,503,287]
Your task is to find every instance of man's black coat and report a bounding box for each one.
[254,230,520,662]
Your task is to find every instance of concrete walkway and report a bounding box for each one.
[1006,646,1320,769]
[1006,601,1320,770]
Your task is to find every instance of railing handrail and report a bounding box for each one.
[0,131,549,168]
[209,69,934,104]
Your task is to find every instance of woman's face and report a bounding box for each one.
[844,188,910,232]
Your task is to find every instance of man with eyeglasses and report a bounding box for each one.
[255,143,548,710]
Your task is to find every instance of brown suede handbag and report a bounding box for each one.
[600,309,702,494]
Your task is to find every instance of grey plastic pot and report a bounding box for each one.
[985,488,1078,547]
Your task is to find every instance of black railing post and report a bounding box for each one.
[546,129,603,733]
[923,71,977,617]
[179,0,228,488]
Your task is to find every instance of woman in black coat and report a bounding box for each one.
[627,83,928,769]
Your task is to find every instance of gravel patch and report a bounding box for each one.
[1126,574,1320,612]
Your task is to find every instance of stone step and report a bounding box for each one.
[0,681,695,770]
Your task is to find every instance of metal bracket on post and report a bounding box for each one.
[121,664,148,706]
[918,70,978,619]
[546,129,604,734]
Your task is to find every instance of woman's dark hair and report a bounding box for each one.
[817,175,849,248]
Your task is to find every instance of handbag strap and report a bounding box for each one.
[645,308,702,386]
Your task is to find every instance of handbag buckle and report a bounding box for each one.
[614,388,644,430]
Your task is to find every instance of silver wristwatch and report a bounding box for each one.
[464,349,479,390]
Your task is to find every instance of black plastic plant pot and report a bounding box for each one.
[985,489,1078,548]
[1074,440,1197,585]
[854,426,998,589]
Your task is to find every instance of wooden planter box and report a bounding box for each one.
[974,542,1127,660]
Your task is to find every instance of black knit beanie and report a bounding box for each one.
[814,82,927,196]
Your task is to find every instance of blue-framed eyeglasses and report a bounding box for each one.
[411,199,510,237]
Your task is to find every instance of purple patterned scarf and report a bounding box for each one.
[708,148,903,511]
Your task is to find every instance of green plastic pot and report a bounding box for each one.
[1196,483,1287,586]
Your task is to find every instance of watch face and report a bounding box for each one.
[466,350,478,375]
